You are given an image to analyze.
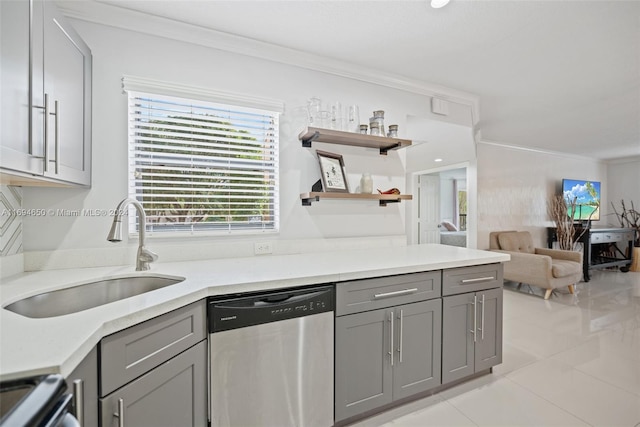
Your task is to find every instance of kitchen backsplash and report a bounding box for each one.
[1,185,23,257]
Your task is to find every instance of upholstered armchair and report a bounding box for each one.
[489,231,583,300]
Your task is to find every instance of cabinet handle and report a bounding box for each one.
[388,311,394,367]
[42,93,50,172]
[114,398,125,427]
[53,100,59,174]
[398,309,404,363]
[461,276,494,284]
[479,294,485,340]
[374,288,418,299]
[72,379,84,427]
[470,295,477,342]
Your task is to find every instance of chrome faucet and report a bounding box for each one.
[107,198,158,271]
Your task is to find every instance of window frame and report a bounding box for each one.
[123,77,282,238]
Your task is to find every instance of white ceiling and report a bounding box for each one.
[90,1,640,161]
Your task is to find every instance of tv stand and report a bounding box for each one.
[547,226,635,282]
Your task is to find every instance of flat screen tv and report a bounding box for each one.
[562,179,601,221]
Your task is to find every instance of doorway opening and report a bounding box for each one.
[408,162,475,248]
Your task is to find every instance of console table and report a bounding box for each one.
[547,227,635,282]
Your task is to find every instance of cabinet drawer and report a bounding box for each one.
[336,271,441,316]
[100,300,206,396]
[591,231,634,244]
[442,264,503,296]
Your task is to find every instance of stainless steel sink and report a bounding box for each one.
[4,275,185,318]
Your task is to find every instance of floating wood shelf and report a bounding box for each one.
[300,192,412,206]
[298,127,412,155]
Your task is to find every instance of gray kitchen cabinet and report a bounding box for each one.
[100,301,206,396]
[100,340,207,427]
[0,0,38,177]
[335,294,442,422]
[392,299,442,400]
[0,0,91,186]
[99,301,207,427]
[335,307,392,420]
[442,286,503,384]
[66,347,99,427]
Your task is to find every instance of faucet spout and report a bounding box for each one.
[107,198,157,271]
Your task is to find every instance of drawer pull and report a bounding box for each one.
[388,312,394,367]
[461,276,494,284]
[72,379,84,427]
[114,398,125,427]
[374,288,418,299]
[470,295,477,343]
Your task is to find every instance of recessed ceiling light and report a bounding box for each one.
[431,0,450,9]
[434,158,443,162]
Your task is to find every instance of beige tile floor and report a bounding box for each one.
[349,269,640,427]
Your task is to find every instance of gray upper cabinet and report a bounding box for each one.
[0,0,39,176]
[442,286,503,384]
[0,0,91,186]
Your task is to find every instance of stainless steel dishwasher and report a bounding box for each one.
[208,285,334,427]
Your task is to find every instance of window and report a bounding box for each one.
[126,87,279,236]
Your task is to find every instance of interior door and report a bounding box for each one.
[418,174,440,244]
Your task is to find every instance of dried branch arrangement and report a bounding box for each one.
[550,195,576,250]
[611,200,640,247]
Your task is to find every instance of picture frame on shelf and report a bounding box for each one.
[316,150,349,193]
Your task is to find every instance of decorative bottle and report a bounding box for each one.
[360,173,373,194]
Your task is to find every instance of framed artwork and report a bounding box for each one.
[316,150,349,193]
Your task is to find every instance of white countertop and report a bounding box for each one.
[0,244,508,381]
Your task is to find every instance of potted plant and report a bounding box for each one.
[611,200,640,271]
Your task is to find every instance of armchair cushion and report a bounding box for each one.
[551,259,581,278]
[497,231,535,254]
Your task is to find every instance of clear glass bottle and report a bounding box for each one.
[369,122,382,136]
[387,124,398,138]
[370,110,385,137]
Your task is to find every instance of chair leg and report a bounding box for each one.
[544,289,553,300]
[568,284,575,294]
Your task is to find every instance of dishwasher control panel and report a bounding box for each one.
[208,285,334,332]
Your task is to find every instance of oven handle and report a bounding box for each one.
[0,374,70,427]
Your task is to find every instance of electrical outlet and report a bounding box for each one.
[254,241,273,255]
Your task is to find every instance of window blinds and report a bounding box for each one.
[127,91,279,235]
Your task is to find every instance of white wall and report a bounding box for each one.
[476,142,608,249]
[21,19,445,269]
[607,157,640,224]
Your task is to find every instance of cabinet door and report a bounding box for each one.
[41,0,91,185]
[393,299,442,400]
[475,287,503,372]
[442,293,475,384]
[66,347,98,427]
[0,0,43,176]
[100,340,207,427]
[335,309,393,422]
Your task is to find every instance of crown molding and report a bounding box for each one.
[477,139,606,163]
[605,155,640,165]
[57,0,480,123]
